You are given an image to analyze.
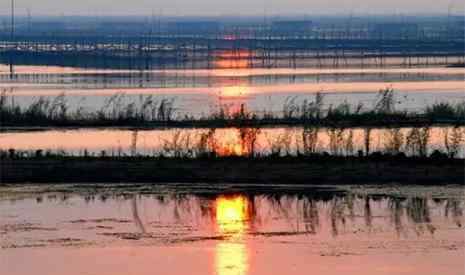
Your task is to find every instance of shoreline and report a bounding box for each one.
[2,117,464,130]
[1,156,463,184]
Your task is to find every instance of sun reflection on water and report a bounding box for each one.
[214,50,251,69]
[215,242,248,275]
[215,195,250,275]
[216,195,249,234]
[219,86,249,99]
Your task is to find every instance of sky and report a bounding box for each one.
[0,0,464,16]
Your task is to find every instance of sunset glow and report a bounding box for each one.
[2,4,464,275]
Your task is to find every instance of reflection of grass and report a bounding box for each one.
[1,89,464,128]
[2,185,462,242]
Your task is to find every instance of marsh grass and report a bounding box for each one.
[406,126,431,157]
[266,128,293,156]
[0,91,177,126]
[1,88,464,128]
[2,125,463,159]
[302,126,319,155]
[443,126,464,158]
[384,128,404,154]
[425,102,465,120]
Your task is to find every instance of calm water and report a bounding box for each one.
[1,58,464,275]
[1,65,464,117]
[0,184,464,275]
[1,126,463,157]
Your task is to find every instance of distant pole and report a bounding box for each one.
[11,0,14,37]
[27,9,31,33]
[9,0,15,79]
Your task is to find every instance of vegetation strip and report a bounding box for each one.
[1,155,463,184]
[1,89,464,128]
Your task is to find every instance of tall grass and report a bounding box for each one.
[1,88,464,127]
[384,128,404,154]
[266,128,293,156]
[406,126,431,157]
[1,90,177,126]
[374,87,396,114]
[443,126,464,158]
[2,126,464,159]
[283,93,324,120]
[302,126,319,155]
[161,130,195,158]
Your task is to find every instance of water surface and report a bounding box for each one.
[1,65,464,116]
[0,184,463,275]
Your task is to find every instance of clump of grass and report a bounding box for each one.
[374,87,396,114]
[209,103,256,122]
[0,90,70,124]
[161,130,194,158]
[266,128,293,156]
[239,127,261,157]
[325,127,355,156]
[326,101,353,119]
[425,102,465,120]
[327,127,345,156]
[302,126,319,155]
[96,94,176,122]
[406,126,431,157]
[443,126,464,158]
[384,128,404,155]
[344,129,355,156]
[196,128,217,157]
[283,92,325,120]
[0,91,178,126]
[363,127,372,156]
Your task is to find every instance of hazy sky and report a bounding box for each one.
[0,0,463,16]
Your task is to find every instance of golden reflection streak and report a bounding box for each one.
[219,86,249,99]
[214,50,251,69]
[216,196,249,234]
[214,195,250,275]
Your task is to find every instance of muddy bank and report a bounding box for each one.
[1,156,463,184]
[2,117,464,129]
